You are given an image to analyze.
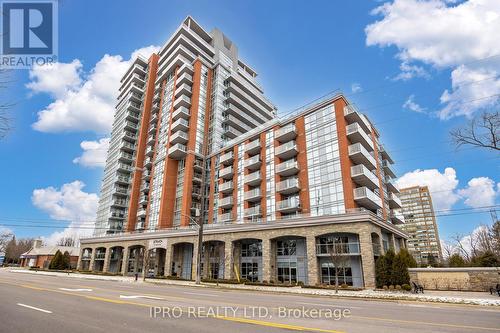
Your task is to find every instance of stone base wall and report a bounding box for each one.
[409,267,500,292]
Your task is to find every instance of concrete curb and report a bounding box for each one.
[10,269,500,306]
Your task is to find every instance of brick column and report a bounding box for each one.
[262,238,272,282]
[359,228,376,289]
[103,248,111,273]
[121,247,130,276]
[191,240,199,280]
[76,248,84,270]
[389,233,396,251]
[164,244,173,277]
[306,235,319,286]
[224,241,233,280]
[89,249,96,272]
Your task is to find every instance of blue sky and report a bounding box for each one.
[0,0,498,245]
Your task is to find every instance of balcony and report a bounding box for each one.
[276,159,299,176]
[114,174,130,185]
[219,151,234,166]
[346,123,374,151]
[174,83,192,98]
[223,114,251,133]
[120,141,136,153]
[139,195,148,205]
[178,62,194,76]
[111,199,127,207]
[244,205,261,217]
[219,166,233,180]
[316,242,361,256]
[177,72,193,86]
[192,172,202,183]
[171,118,189,132]
[173,95,191,110]
[124,121,138,132]
[244,171,261,186]
[379,145,394,164]
[147,134,155,146]
[244,155,261,170]
[219,180,233,194]
[170,130,189,145]
[244,188,262,202]
[218,212,232,223]
[118,151,134,163]
[348,143,377,170]
[353,187,382,210]
[276,178,300,195]
[382,160,396,178]
[113,186,128,196]
[109,210,125,219]
[172,106,190,121]
[144,157,152,168]
[117,163,133,173]
[343,105,371,134]
[389,193,402,209]
[275,123,297,143]
[223,125,242,139]
[148,123,157,135]
[219,196,233,209]
[137,208,147,218]
[275,141,298,159]
[168,143,187,160]
[245,139,261,155]
[145,146,154,157]
[140,181,150,192]
[351,164,379,190]
[276,196,301,213]
[386,178,399,193]
[121,131,137,143]
[150,112,158,124]
[391,210,405,224]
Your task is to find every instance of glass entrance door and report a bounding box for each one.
[277,261,297,283]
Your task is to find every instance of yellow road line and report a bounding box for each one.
[216,316,344,332]
[351,315,500,331]
[1,280,346,332]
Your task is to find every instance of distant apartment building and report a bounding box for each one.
[399,186,442,264]
[81,17,407,288]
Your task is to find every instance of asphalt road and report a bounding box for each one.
[0,269,499,333]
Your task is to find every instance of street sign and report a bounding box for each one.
[0,251,5,266]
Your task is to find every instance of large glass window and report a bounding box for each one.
[241,262,259,282]
[277,261,297,283]
[321,263,353,286]
[277,240,297,256]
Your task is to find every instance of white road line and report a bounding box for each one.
[17,303,52,314]
[58,288,93,292]
[119,295,164,300]
[183,292,220,297]
[299,302,362,309]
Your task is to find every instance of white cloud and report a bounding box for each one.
[29,45,159,134]
[396,167,460,211]
[32,181,98,245]
[73,138,109,168]
[366,0,500,68]
[458,177,498,208]
[403,94,426,113]
[365,0,500,118]
[439,65,500,119]
[26,60,82,98]
[351,83,363,93]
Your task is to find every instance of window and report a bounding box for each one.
[277,240,297,256]
[241,262,258,282]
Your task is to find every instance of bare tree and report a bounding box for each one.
[0,230,13,253]
[328,242,350,293]
[57,237,77,247]
[0,69,15,139]
[450,111,499,151]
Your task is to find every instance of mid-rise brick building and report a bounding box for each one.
[80,17,407,288]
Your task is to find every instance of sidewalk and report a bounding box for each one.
[9,269,500,306]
